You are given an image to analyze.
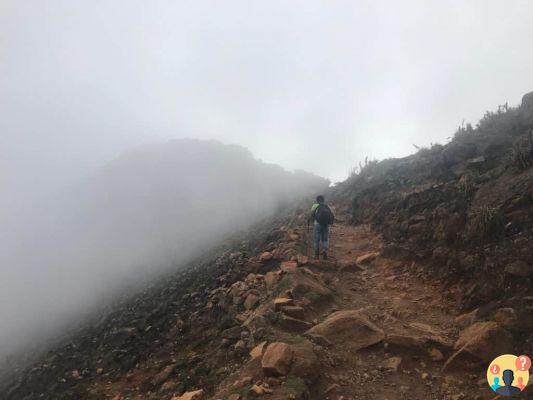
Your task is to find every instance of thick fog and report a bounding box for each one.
[0,139,328,361]
[2,0,533,364]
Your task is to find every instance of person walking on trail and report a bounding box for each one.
[309,195,335,260]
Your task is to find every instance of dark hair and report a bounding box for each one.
[316,195,325,204]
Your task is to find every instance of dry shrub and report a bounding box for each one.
[468,205,503,239]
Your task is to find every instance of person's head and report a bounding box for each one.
[502,369,514,386]
[494,377,500,384]
[316,195,325,204]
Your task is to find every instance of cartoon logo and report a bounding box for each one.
[487,354,531,395]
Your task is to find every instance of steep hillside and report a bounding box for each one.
[332,92,533,314]
[2,94,533,400]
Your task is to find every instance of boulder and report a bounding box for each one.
[261,342,293,377]
[289,340,320,382]
[259,252,273,262]
[171,389,204,400]
[454,321,513,362]
[304,309,384,350]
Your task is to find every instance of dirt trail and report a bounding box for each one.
[306,220,490,400]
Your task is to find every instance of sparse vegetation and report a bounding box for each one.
[508,130,533,171]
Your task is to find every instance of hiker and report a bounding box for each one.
[308,195,335,260]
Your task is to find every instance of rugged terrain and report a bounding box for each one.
[2,92,533,400]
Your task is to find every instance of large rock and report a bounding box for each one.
[289,340,320,383]
[304,309,384,350]
[261,342,293,377]
[454,321,513,362]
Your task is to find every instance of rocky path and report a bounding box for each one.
[308,223,472,400]
[210,218,503,400]
[4,213,516,400]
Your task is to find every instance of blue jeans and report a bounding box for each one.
[313,223,329,255]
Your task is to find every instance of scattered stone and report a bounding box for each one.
[228,394,241,400]
[250,384,265,396]
[171,389,204,400]
[383,357,402,372]
[250,342,267,360]
[261,342,293,377]
[428,348,444,361]
[305,309,384,350]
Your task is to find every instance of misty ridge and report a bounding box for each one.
[0,138,328,360]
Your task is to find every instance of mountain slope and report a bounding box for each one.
[2,94,533,400]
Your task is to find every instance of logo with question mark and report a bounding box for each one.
[487,354,531,396]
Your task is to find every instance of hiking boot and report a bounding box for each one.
[322,251,328,260]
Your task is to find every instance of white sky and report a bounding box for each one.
[2,0,533,192]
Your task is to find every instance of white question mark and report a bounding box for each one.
[520,356,527,370]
